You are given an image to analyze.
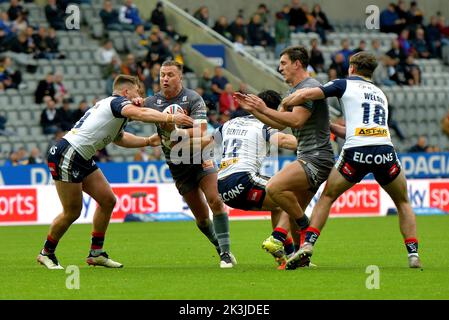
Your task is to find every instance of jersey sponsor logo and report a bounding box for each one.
[342,162,355,177]
[353,152,394,164]
[111,186,158,219]
[182,96,187,102]
[429,182,449,211]
[220,184,245,202]
[219,158,239,171]
[72,170,80,179]
[355,127,388,137]
[0,188,37,222]
[388,163,399,177]
[156,99,162,105]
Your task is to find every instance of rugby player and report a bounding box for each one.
[37,75,193,269]
[235,46,334,267]
[284,51,421,269]
[144,61,236,268]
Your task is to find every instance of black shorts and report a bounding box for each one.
[336,145,401,185]
[168,160,217,196]
[47,139,98,183]
[218,172,269,210]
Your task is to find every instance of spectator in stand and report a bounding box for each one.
[100,0,122,31]
[119,0,146,31]
[0,55,22,90]
[275,9,290,58]
[207,109,221,130]
[309,38,324,73]
[150,1,167,32]
[399,28,412,55]
[228,15,246,42]
[386,38,407,65]
[213,16,231,40]
[288,0,307,32]
[312,4,334,33]
[395,0,412,25]
[328,67,337,81]
[35,73,55,103]
[7,0,23,21]
[247,13,273,47]
[40,96,62,134]
[426,16,442,58]
[371,39,384,60]
[96,39,121,76]
[411,27,431,58]
[392,54,421,85]
[10,29,33,54]
[408,1,424,26]
[53,73,69,104]
[219,83,238,118]
[28,147,44,164]
[4,151,20,166]
[45,0,65,30]
[193,6,210,27]
[198,68,215,105]
[45,27,65,59]
[72,99,89,122]
[352,40,366,54]
[0,12,14,51]
[33,26,47,58]
[336,39,353,69]
[57,98,74,131]
[211,66,229,103]
[143,62,160,95]
[253,4,270,27]
[373,55,397,87]
[145,29,170,68]
[120,53,144,81]
[328,52,348,78]
[233,34,245,54]
[408,136,427,153]
[12,9,28,34]
[380,3,405,34]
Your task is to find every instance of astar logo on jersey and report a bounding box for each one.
[111,186,158,219]
[355,127,389,137]
[331,183,380,215]
[0,189,37,222]
[429,182,449,212]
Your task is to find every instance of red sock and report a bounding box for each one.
[91,232,105,251]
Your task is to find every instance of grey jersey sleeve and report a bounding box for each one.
[189,92,207,121]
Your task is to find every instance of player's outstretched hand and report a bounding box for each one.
[173,113,194,127]
[132,97,144,107]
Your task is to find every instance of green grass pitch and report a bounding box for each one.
[1,216,448,300]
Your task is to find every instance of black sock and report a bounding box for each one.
[304,227,321,245]
[284,237,295,256]
[295,215,310,230]
[272,227,288,243]
[405,238,419,255]
[43,235,58,254]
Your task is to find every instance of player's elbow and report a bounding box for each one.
[291,120,304,129]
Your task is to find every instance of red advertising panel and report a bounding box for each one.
[111,186,158,219]
[429,182,449,212]
[0,188,38,222]
[330,183,381,215]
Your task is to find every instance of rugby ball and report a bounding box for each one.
[163,104,184,114]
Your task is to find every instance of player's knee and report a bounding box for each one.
[98,194,117,211]
[207,195,224,212]
[62,205,82,222]
[266,181,280,198]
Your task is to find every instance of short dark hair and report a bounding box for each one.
[280,46,309,69]
[113,74,139,90]
[349,52,378,78]
[161,60,183,73]
[258,90,282,110]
